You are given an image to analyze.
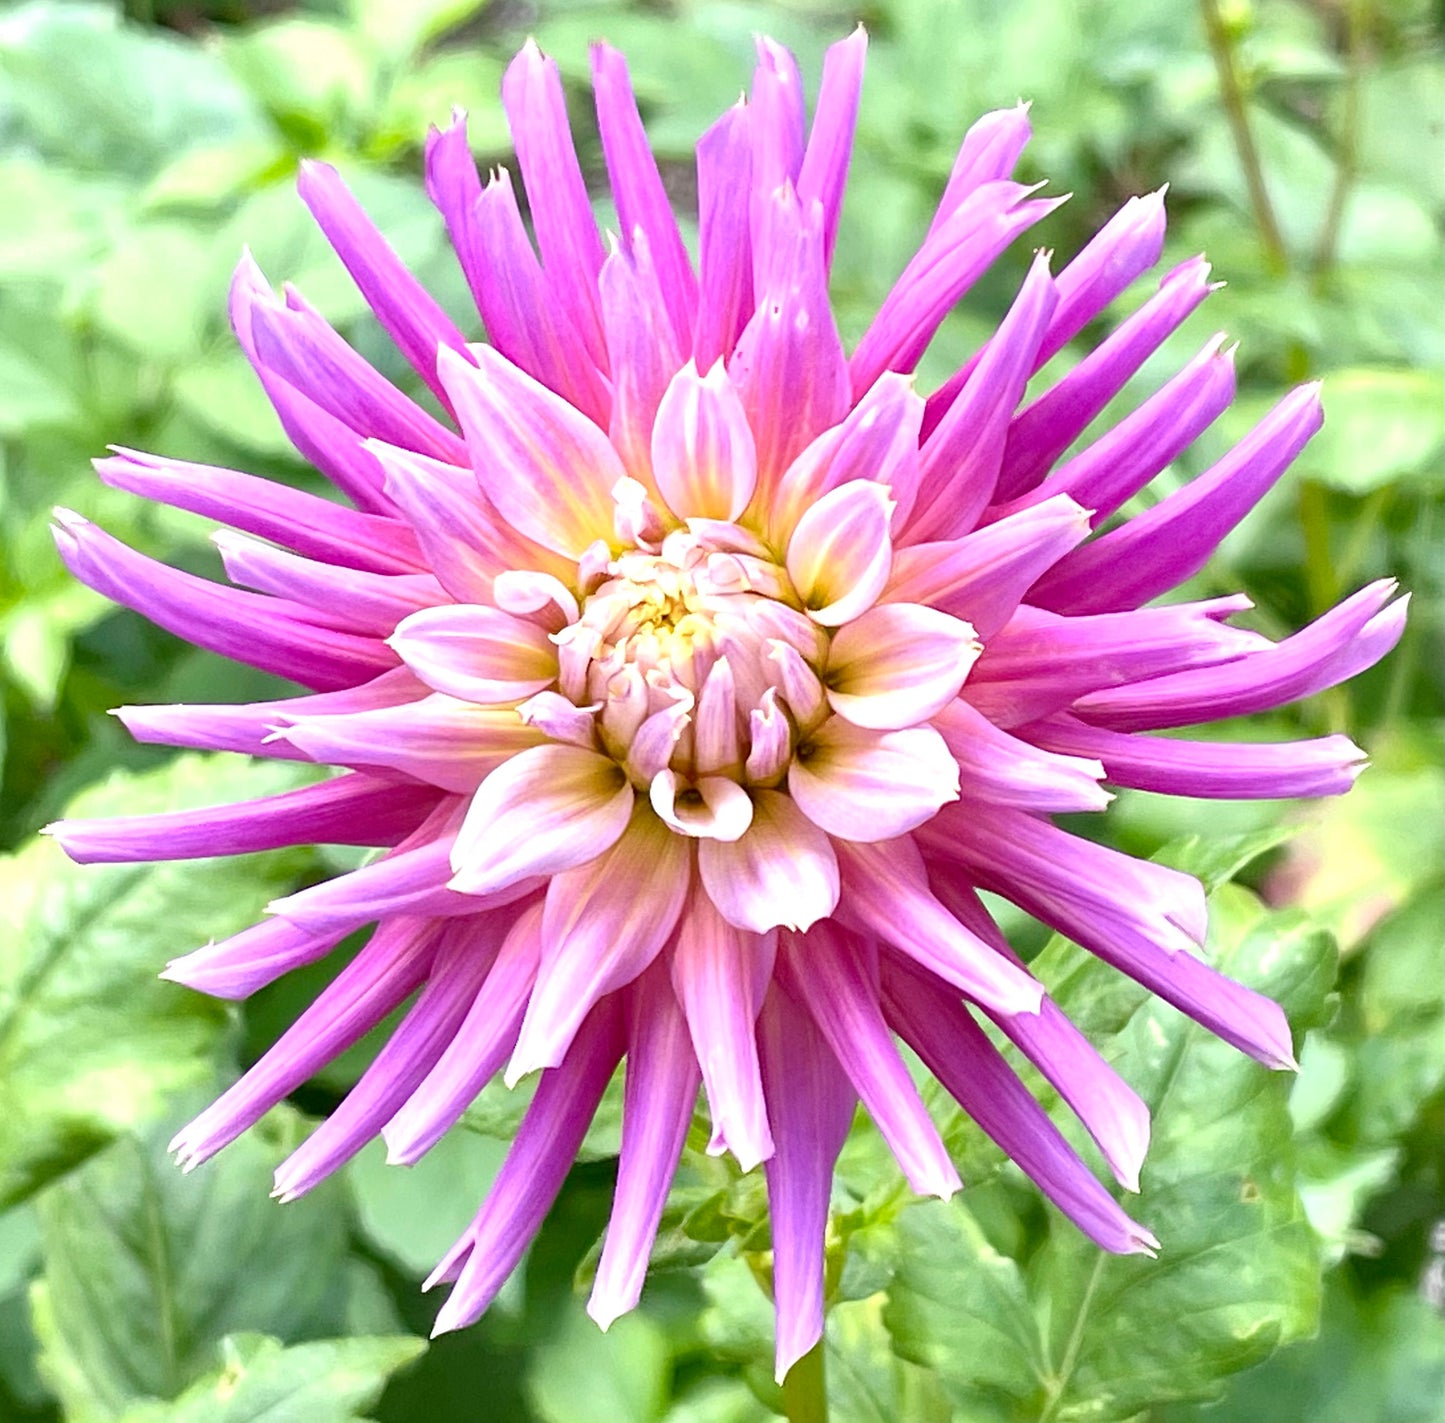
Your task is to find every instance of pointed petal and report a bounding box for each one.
[789,717,959,841]
[450,745,634,895]
[757,986,855,1383]
[698,789,839,934]
[589,961,700,1328]
[440,342,627,559]
[671,889,776,1170]
[390,604,557,705]
[825,603,981,730]
[778,926,960,1199]
[796,27,867,267]
[651,360,758,521]
[429,1002,626,1332]
[507,805,691,1082]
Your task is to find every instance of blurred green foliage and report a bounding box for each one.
[0,0,1440,1419]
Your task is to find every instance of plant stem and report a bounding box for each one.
[780,1340,828,1423]
[1199,0,1290,275]
[1314,0,1370,278]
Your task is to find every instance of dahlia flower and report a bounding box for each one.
[48,28,1404,1381]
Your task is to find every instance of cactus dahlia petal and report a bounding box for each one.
[48,29,1405,1380]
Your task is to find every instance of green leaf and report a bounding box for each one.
[526,1305,669,1423]
[1300,368,1445,495]
[347,0,492,60]
[348,1132,506,1278]
[0,755,318,1209]
[112,1333,425,1423]
[30,1109,359,1421]
[885,884,1335,1421]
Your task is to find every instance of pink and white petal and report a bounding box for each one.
[698,789,838,934]
[756,986,856,1383]
[777,926,960,1199]
[671,888,776,1170]
[588,960,701,1328]
[879,954,1156,1253]
[296,160,471,411]
[930,883,1151,1190]
[934,700,1110,813]
[506,804,692,1083]
[1027,714,1368,800]
[440,343,627,559]
[693,102,754,369]
[927,104,1032,238]
[501,40,608,364]
[833,835,1045,1016]
[47,773,441,864]
[390,604,557,705]
[789,718,959,841]
[768,371,923,543]
[278,696,545,794]
[161,915,343,1001]
[170,915,437,1168]
[270,917,505,1200]
[649,770,754,842]
[883,494,1090,640]
[651,361,758,521]
[785,481,894,627]
[383,899,544,1165]
[825,603,981,731]
[517,691,601,750]
[450,745,634,895]
[95,447,424,575]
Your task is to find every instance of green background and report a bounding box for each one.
[0,0,1441,1419]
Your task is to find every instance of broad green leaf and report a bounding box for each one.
[1300,368,1445,495]
[885,884,1335,1421]
[0,2,263,177]
[30,1109,357,1422]
[1160,1276,1445,1423]
[0,755,317,1209]
[526,1305,669,1423]
[348,1132,507,1278]
[113,1333,425,1423]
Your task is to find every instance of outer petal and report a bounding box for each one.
[788,718,960,840]
[588,961,701,1329]
[390,604,557,705]
[449,745,634,895]
[777,926,960,1199]
[506,804,692,1082]
[671,888,776,1170]
[757,986,856,1383]
[429,1002,626,1332]
[698,789,839,934]
[651,361,758,521]
[440,343,627,559]
[825,603,981,730]
[785,481,894,627]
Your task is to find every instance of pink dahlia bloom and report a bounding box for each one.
[49,30,1404,1379]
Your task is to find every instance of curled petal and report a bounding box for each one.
[826,603,981,730]
[450,745,634,895]
[785,481,894,627]
[390,604,557,705]
[789,718,959,841]
[649,770,754,841]
[699,789,838,933]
